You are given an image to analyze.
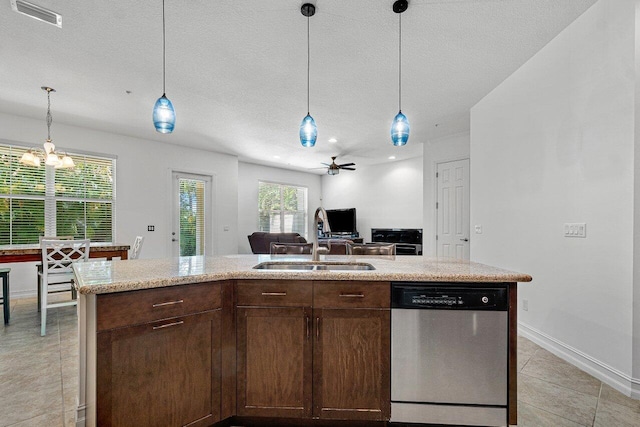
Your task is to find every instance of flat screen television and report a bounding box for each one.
[325,208,357,235]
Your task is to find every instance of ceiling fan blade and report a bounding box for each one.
[338,162,355,167]
[321,163,331,167]
[341,167,356,171]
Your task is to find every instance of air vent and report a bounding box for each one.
[10,0,62,28]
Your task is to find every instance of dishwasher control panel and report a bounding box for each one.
[391,283,508,310]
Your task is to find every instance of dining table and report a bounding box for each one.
[0,242,131,263]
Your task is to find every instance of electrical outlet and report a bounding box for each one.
[474,225,482,234]
[523,299,528,311]
[564,223,586,238]
[147,225,155,232]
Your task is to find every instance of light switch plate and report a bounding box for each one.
[564,223,586,238]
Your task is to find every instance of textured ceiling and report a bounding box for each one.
[0,0,597,173]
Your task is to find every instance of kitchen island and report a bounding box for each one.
[73,255,531,427]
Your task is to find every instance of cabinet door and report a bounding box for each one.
[237,306,312,418]
[97,310,221,427]
[313,308,391,421]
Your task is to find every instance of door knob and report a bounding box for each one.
[460,238,469,242]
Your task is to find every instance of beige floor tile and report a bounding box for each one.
[5,411,64,427]
[518,373,598,426]
[594,398,640,427]
[521,348,601,397]
[517,401,588,426]
[517,335,540,372]
[599,383,640,412]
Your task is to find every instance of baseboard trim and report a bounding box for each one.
[518,322,640,399]
[11,290,36,299]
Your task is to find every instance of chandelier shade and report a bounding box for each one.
[19,86,74,169]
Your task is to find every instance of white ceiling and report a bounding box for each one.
[0,0,597,173]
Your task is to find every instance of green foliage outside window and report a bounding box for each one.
[0,144,114,245]
[258,182,307,237]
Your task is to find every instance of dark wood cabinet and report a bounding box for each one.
[236,306,313,418]
[236,280,313,418]
[236,280,390,422]
[96,282,223,427]
[313,281,391,421]
[313,308,390,420]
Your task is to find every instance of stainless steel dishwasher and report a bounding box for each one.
[390,282,509,426]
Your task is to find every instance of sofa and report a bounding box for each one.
[247,232,308,254]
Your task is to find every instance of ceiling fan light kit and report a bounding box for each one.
[391,0,410,147]
[323,156,356,176]
[153,0,176,134]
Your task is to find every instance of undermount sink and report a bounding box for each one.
[253,262,376,271]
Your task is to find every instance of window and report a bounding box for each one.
[0,143,116,245]
[177,176,207,256]
[258,181,307,238]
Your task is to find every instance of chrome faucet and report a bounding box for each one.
[313,207,331,261]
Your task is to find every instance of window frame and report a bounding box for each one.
[258,180,308,239]
[0,140,117,245]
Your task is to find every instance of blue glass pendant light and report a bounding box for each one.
[391,0,409,146]
[153,0,175,133]
[300,3,317,147]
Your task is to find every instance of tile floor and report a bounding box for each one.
[1,297,640,426]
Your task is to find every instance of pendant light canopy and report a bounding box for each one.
[299,3,317,147]
[391,0,410,146]
[20,87,74,169]
[153,0,175,134]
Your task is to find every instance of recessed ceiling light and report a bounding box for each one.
[328,138,337,143]
[388,156,396,160]
[273,155,280,159]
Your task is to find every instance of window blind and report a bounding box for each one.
[179,178,206,256]
[0,143,115,245]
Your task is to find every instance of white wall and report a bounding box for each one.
[321,155,423,242]
[0,111,239,298]
[423,132,470,256]
[471,0,636,395]
[237,162,322,254]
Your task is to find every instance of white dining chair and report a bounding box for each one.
[130,236,144,260]
[39,238,90,336]
[36,235,74,312]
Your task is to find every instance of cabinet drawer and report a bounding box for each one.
[313,282,390,309]
[236,280,312,307]
[97,282,222,331]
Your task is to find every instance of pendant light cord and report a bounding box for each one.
[162,0,166,95]
[398,12,402,112]
[307,14,310,115]
[46,89,52,141]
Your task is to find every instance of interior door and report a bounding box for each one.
[436,159,470,260]
[172,172,212,257]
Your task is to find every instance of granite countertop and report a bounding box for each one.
[73,255,532,295]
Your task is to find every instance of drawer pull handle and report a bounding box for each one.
[306,315,311,340]
[152,299,184,308]
[152,320,184,330]
[261,292,287,296]
[339,293,364,298]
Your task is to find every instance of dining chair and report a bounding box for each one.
[39,238,90,336]
[270,242,314,255]
[36,235,74,312]
[130,236,145,259]
[346,242,396,255]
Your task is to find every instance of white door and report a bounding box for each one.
[436,159,470,260]
[172,172,213,257]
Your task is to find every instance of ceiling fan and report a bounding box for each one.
[322,156,356,175]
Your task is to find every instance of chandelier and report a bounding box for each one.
[20,86,74,168]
